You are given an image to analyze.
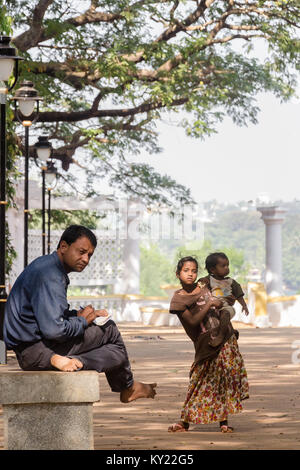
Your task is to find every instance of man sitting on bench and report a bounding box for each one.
[3,225,156,403]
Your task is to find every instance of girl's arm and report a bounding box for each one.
[180,298,222,327]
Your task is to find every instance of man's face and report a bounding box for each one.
[59,236,95,273]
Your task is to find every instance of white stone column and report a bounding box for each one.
[7,182,24,288]
[116,200,141,295]
[113,200,141,322]
[257,206,287,326]
[122,235,140,295]
[257,206,286,296]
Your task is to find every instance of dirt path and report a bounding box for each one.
[1,322,300,450]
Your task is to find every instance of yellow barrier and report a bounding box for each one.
[248,282,267,317]
[248,282,299,317]
[267,295,298,303]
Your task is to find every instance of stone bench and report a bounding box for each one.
[0,370,100,450]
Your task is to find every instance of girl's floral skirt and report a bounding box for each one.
[181,335,249,424]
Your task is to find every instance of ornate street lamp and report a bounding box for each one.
[34,136,53,255]
[35,135,53,163]
[12,81,42,267]
[0,36,23,364]
[45,162,57,254]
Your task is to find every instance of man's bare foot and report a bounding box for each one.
[120,381,157,403]
[50,354,83,372]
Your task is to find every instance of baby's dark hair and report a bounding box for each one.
[176,256,198,274]
[205,252,228,274]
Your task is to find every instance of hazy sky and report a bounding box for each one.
[132,91,299,205]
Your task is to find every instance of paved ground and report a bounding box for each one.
[1,321,300,450]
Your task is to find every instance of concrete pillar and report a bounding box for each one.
[257,206,286,296]
[122,228,140,295]
[115,200,140,295]
[0,371,100,450]
[257,206,287,326]
[7,181,24,287]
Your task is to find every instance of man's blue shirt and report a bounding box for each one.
[3,251,88,349]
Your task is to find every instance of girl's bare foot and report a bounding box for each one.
[50,354,83,372]
[220,424,234,433]
[168,422,189,432]
[120,381,157,403]
[220,419,234,433]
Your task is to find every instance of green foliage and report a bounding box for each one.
[29,209,102,230]
[282,212,300,292]
[141,235,251,297]
[3,1,300,277]
[204,209,265,271]
[5,115,21,275]
[4,0,300,208]
[0,9,20,274]
[174,239,250,286]
[171,200,300,294]
[140,243,176,297]
[0,6,12,34]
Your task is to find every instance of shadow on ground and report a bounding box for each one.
[1,322,300,450]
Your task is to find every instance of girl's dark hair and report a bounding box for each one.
[57,225,97,249]
[205,252,228,274]
[176,256,198,274]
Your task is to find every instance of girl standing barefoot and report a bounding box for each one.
[168,256,249,434]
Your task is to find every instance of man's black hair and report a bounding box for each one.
[57,225,97,249]
[205,252,228,274]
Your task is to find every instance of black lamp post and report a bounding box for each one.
[0,36,23,364]
[12,81,42,267]
[34,136,53,255]
[44,162,57,255]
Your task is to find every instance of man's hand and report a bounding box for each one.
[94,309,109,318]
[77,304,97,324]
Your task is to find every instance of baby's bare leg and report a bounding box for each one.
[209,310,231,347]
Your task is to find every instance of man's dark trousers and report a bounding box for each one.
[14,321,134,392]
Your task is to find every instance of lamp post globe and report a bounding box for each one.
[35,136,52,162]
[35,137,53,255]
[12,82,43,268]
[45,161,57,187]
[0,36,23,85]
[12,80,42,121]
[45,161,57,254]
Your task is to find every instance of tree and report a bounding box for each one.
[140,243,176,296]
[3,0,300,207]
[282,213,300,292]
[175,239,250,285]
[0,9,20,273]
[204,208,265,269]
[29,208,102,229]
